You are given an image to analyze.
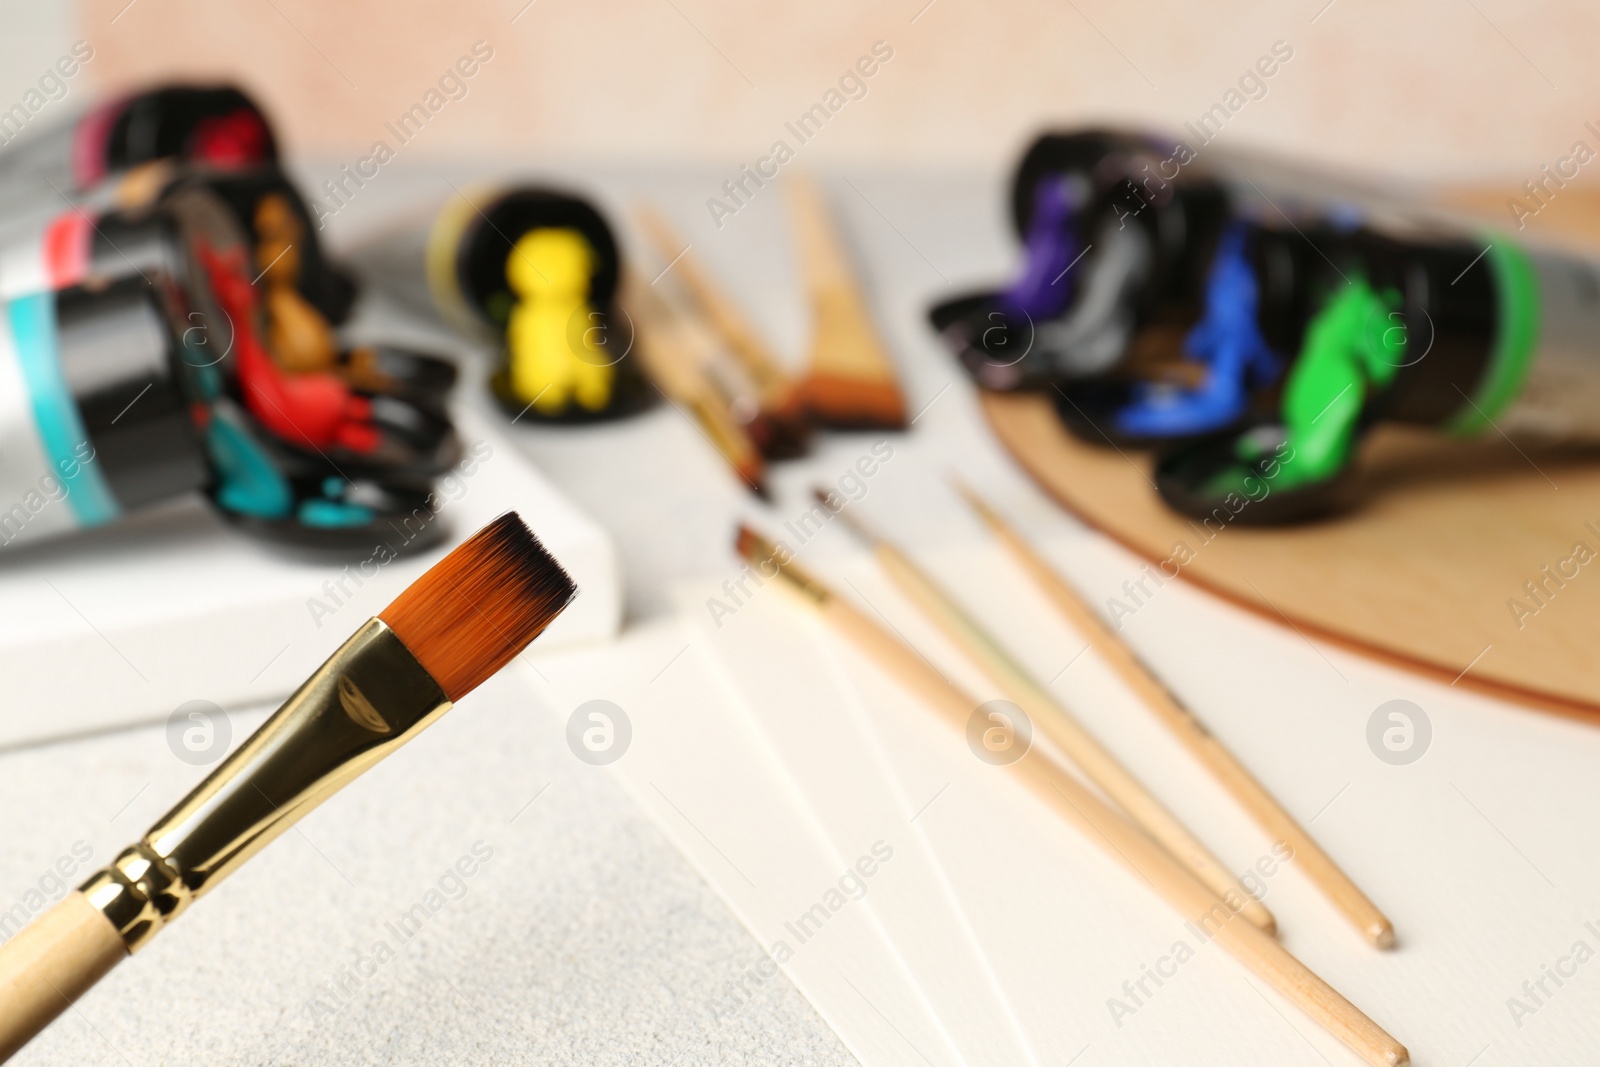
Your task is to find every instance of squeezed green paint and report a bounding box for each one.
[1192,277,1405,501]
[1267,277,1406,489]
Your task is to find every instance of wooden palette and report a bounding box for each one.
[981,390,1600,723]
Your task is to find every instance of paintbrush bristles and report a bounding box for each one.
[947,474,1000,526]
[733,524,770,567]
[810,488,885,547]
[379,512,576,702]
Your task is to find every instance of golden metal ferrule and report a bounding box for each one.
[740,529,832,607]
[79,619,451,952]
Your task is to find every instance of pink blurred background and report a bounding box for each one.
[1,0,1593,191]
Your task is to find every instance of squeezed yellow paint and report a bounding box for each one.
[506,228,611,413]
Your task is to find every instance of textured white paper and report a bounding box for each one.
[670,528,1600,1066]
[534,621,969,1067]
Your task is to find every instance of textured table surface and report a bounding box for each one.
[0,671,857,1066]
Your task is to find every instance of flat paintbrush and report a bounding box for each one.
[784,173,908,430]
[734,525,1407,1067]
[815,489,1278,935]
[0,513,576,1062]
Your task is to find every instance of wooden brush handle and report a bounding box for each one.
[0,891,127,1062]
[823,595,1408,1067]
[784,173,855,297]
[873,544,1278,936]
[781,173,906,428]
[634,205,792,395]
[785,174,880,366]
[986,512,1396,948]
[621,270,768,493]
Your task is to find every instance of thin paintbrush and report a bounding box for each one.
[634,203,811,457]
[622,268,771,499]
[0,513,576,1062]
[733,525,1407,1067]
[950,479,1396,949]
[815,489,1277,935]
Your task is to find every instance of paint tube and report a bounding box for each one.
[3,168,458,469]
[1154,229,1600,522]
[930,128,1231,390]
[0,83,276,202]
[0,275,206,548]
[0,82,358,327]
[0,184,454,553]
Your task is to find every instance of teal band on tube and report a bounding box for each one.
[9,292,119,526]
